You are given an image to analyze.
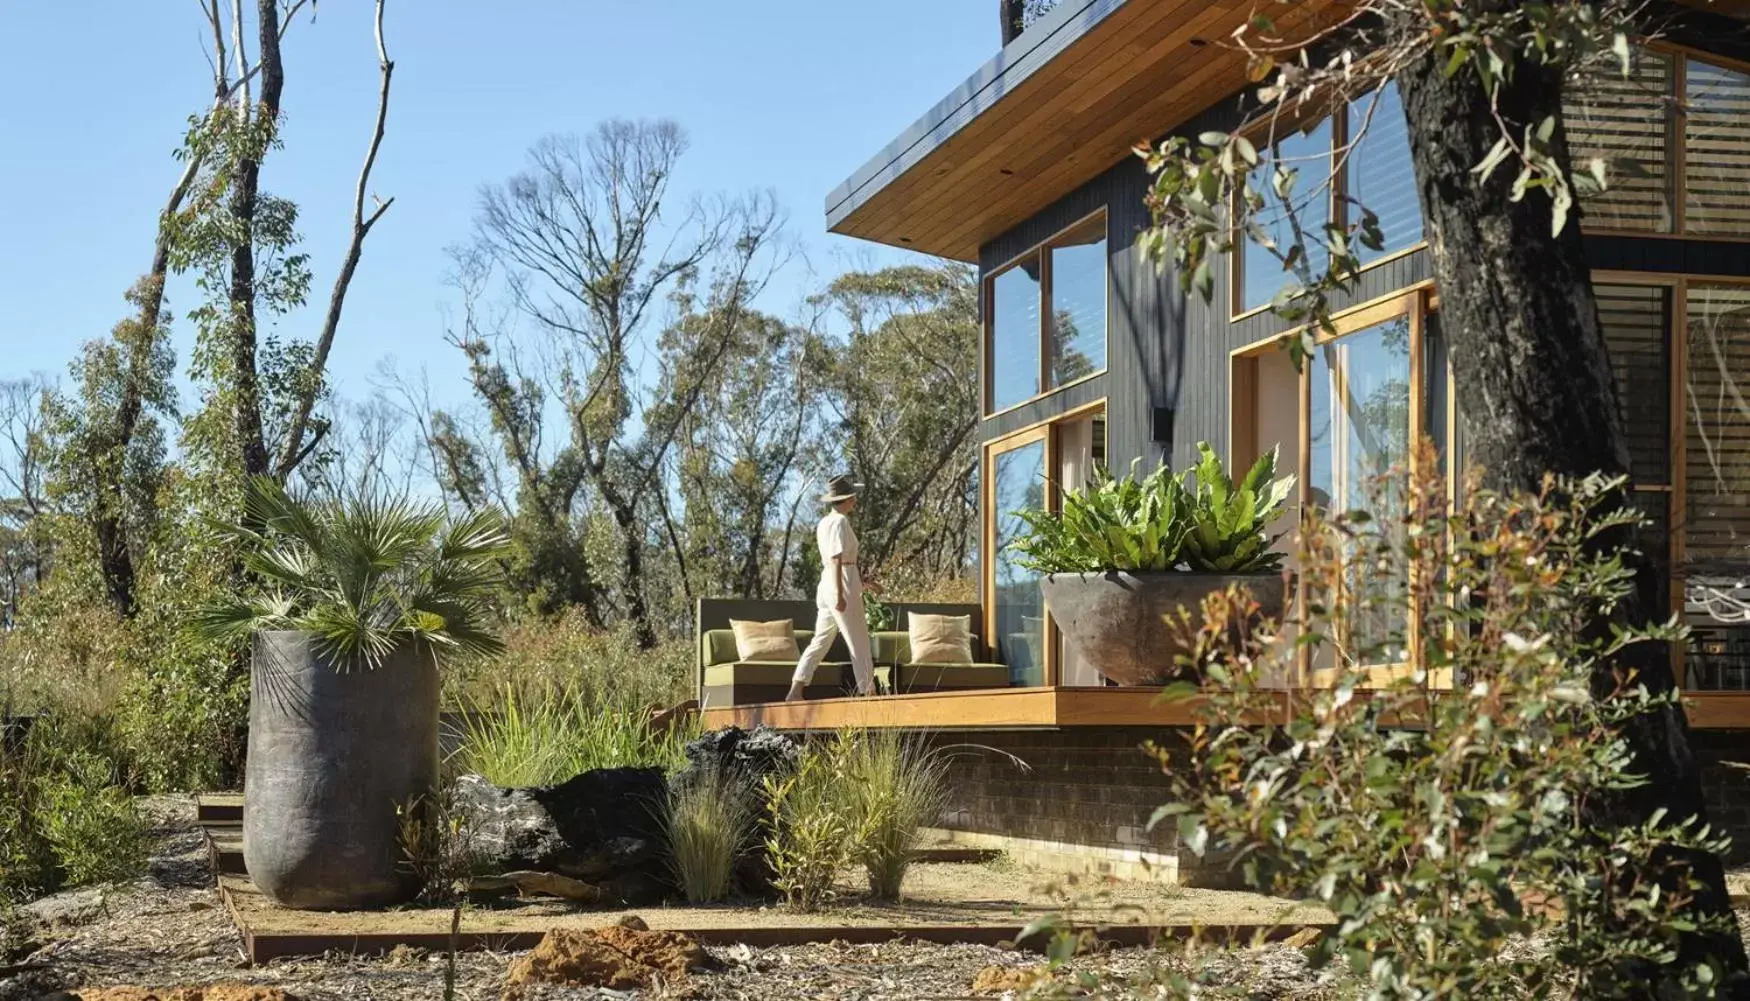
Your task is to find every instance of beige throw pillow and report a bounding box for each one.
[908,612,974,665]
[730,619,799,661]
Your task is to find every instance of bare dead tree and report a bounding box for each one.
[274,0,397,481]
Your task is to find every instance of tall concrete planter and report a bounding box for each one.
[244,630,439,910]
[1041,572,1287,686]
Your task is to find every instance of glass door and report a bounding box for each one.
[988,430,1048,687]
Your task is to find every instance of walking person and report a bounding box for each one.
[788,475,876,701]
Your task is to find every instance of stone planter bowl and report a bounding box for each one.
[1041,571,1288,686]
[244,630,439,910]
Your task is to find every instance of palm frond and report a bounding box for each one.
[195,483,507,671]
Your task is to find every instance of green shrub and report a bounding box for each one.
[1011,444,1292,575]
[453,682,693,788]
[1154,470,1738,997]
[33,749,146,889]
[0,748,55,904]
[762,736,859,912]
[112,640,246,793]
[397,784,479,906]
[666,771,753,904]
[839,730,950,900]
[443,613,693,714]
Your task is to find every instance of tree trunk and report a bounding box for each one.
[229,0,285,482]
[1396,27,1750,988]
[1000,0,1026,45]
[612,504,659,650]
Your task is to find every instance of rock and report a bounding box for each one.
[671,725,798,794]
[615,914,649,931]
[971,964,1049,994]
[22,888,107,930]
[451,768,667,901]
[76,987,297,1001]
[502,926,718,997]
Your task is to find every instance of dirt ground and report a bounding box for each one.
[0,798,1345,1001]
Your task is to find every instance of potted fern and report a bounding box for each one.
[197,477,508,910]
[1013,444,1293,686]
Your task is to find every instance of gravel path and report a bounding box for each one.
[0,799,1344,1000]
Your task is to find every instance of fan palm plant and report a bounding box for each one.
[196,476,510,669]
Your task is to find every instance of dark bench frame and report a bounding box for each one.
[695,598,989,708]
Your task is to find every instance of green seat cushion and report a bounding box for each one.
[703,662,846,688]
[702,628,814,667]
[892,663,1009,691]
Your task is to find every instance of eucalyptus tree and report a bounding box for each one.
[817,264,981,593]
[440,122,785,644]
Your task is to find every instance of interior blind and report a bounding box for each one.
[1685,58,1750,238]
[1686,285,1750,563]
[1564,50,1675,233]
[1595,283,1672,486]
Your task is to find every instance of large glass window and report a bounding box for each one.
[1308,317,1413,665]
[1684,58,1750,237]
[1685,284,1750,562]
[1345,82,1423,265]
[1562,47,1750,238]
[1563,50,1676,233]
[989,262,1043,412]
[984,213,1109,414]
[990,437,1047,686]
[1596,284,1673,485]
[1240,119,1333,314]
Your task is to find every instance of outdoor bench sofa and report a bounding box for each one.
[695,598,1005,708]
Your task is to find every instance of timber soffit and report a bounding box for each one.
[823,0,1129,242]
[824,0,1347,263]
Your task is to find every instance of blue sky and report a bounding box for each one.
[0,2,989,408]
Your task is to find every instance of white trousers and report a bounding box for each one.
[792,589,875,695]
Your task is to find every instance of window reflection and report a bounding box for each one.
[993,440,1047,686]
[1685,58,1750,238]
[989,259,1042,412]
[1307,319,1412,664]
[1346,83,1424,264]
[1241,119,1333,313]
[1049,218,1107,387]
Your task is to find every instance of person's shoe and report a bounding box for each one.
[784,682,806,702]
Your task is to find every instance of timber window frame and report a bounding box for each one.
[1229,284,1443,687]
[981,399,1109,688]
[982,210,1112,418]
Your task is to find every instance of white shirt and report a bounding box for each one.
[816,510,861,601]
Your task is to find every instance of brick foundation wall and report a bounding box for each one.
[928,728,1177,851]
[924,726,1750,878]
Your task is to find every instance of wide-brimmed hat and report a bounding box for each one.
[820,474,864,503]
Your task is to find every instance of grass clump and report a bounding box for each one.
[666,772,753,904]
[453,682,694,788]
[840,731,950,900]
[760,729,954,909]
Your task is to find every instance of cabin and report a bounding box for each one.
[701,1,1750,882]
